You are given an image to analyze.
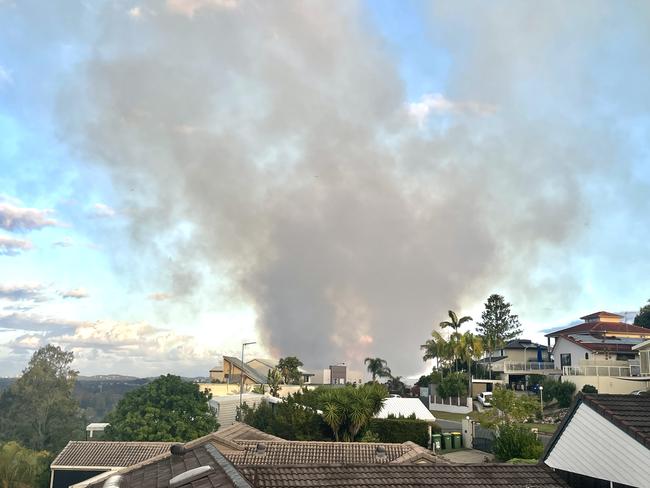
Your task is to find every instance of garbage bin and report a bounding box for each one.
[432,433,442,451]
[451,432,462,449]
[442,432,452,450]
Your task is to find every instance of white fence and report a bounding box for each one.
[503,362,558,372]
[429,396,473,414]
[562,365,632,377]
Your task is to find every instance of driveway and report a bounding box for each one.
[440,449,494,464]
[435,419,462,432]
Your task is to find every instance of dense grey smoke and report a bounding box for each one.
[51,0,650,372]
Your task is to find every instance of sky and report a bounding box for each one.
[1,0,649,379]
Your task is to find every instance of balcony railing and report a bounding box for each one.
[503,361,558,372]
[563,365,632,377]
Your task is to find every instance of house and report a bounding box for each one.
[210,356,268,386]
[55,424,443,487]
[476,339,556,388]
[543,393,650,488]
[70,431,569,488]
[209,393,268,428]
[50,441,174,488]
[632,338,650,377]
[547,312,650,394]
[246,358,315,384]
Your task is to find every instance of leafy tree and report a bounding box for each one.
[634,299,650,329]
[540,379,576,407]
[385,375,407,396]
[0,441,51,488]
[493,423,543,462]
[364,357,391,382]
[416,371,442,387]
[267,368,282,397]
[0,345,83,452]
[484,387,540,424]
[475,295,522,378]
[277,357,304,384]
[104,375,218,441]
[240,395,328,441]
[436,372,468,399]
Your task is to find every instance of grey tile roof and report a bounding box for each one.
[217,422,286,443]
[225,441,440,466]
[582,394,650,448]
[239,464,569,487]
[85,438,251,488]
[51,441,174,468]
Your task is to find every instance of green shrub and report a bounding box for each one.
[555,381,576,407]
[581,384,598,394]
[240,398,329,441]
[367,418,439,448]
[494,423,544,462]
[437,372,468,399]
[359,430,381,442]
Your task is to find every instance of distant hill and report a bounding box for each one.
[77,374,141,382]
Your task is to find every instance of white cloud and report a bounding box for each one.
[128,6,141,18]
[0,313,79,333]
[60,288,89,299]
[0,283,47,302]
[90,203,116,218]
[0,234,32,255]
[166,0,237,17]
[408,93,497,127]
[0,202,59,232]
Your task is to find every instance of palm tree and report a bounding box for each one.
[458,332,484,396]
[421,331,453,373]
[440,310,472,370]
[364,357,391,382]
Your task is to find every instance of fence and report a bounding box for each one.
[562,365,631,377]
[503,362,558,372]
[429,395,473,414]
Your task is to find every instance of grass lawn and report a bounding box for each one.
[430,410,479,422]
[431,410,559,434]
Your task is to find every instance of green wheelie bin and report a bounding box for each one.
[442,432,452,450]
[451,432,462,449]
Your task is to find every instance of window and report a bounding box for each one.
[585,353,589,360]
[560,353,572,367]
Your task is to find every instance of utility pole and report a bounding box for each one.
[240,341,256,409]
[539,385,544,418]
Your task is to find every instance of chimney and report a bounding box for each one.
[375,445,387,459]
[255,442,267,455]
[170,444,187,456]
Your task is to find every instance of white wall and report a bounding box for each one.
[562,375,650,394]
[552,337,591,369]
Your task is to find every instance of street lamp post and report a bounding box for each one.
[539,385,544,418]
[240,341,256,409]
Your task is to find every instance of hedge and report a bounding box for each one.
[366,418,440,448]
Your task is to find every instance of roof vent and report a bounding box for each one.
[103,475,125,488]
[169,466,214,488]
[255,442,267,455]
[375,445,387,458]
[170,444,187,456]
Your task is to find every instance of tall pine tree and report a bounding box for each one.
[475,294,522,378]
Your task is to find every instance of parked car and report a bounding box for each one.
[478,392,493,407]
[630,389,648,396]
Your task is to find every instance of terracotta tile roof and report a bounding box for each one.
[218,422,286,443]
[545,321,650,338]
[225,441,440,466]
[582,394,650,448]
[580,311,624,320]
[51,441,174,468]
[84,439,251,488]
[239,464,569,487]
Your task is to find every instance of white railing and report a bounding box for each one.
[563,365,631,377]
[504,362,558,372]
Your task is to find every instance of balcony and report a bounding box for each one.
[503,361,559,373]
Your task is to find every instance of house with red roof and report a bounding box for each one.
[546,312,650,394]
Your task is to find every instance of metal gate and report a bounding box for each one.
[472,424,495,453]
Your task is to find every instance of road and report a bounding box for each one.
[435,419,462,432]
